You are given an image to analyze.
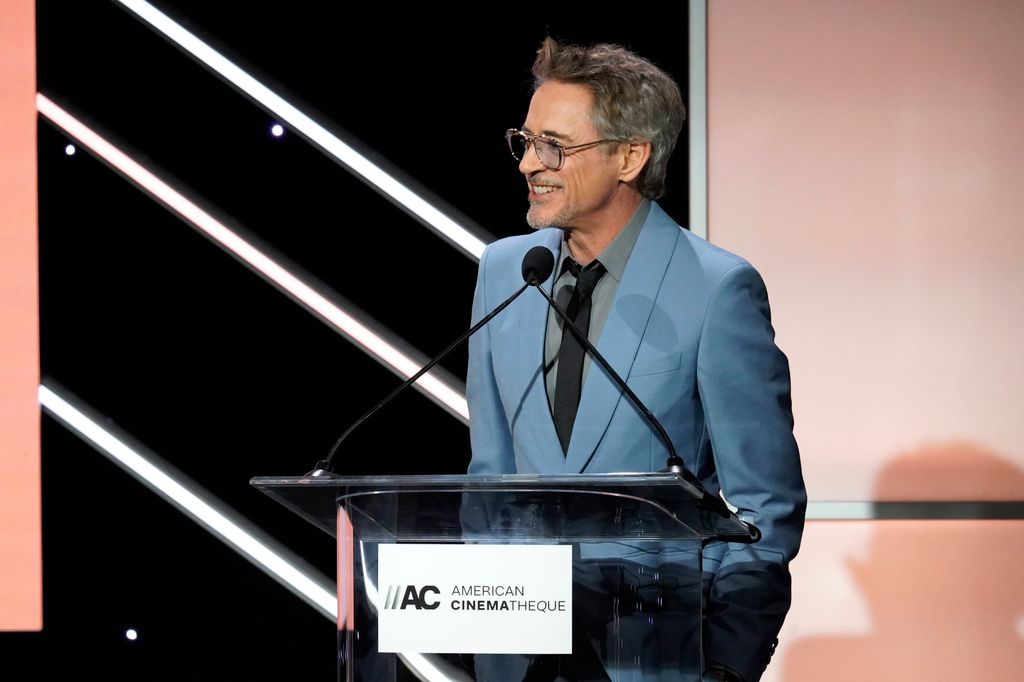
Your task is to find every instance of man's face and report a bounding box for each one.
[519,81,622,232]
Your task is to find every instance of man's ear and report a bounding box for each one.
[618,141,652,184]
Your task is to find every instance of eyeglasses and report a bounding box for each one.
[505,128,621,171]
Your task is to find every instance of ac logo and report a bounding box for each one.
[384,584,440,610]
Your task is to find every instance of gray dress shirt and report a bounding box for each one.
[544,198,650,411]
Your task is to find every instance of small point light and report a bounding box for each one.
[125,628,138,641]
[270,123,284,137]
[65,144,76,156]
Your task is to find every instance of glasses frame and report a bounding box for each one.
[505,128,622,171]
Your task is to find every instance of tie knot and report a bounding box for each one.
[566,259,606,297]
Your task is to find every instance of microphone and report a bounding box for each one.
[308,247,556,477]
[522,245,555,285]
[520,246,704,491]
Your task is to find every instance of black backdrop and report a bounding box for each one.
[7,2,690,679]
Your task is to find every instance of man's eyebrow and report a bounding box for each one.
[522,125,571,141]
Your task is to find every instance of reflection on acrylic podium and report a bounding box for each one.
[252,472,756,682]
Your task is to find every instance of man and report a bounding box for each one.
[467,38,806,682]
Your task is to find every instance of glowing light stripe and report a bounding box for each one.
[38,383,337,619]
[116,0,487,260]
[36,94,469,422]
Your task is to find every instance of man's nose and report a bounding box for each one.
[518,142,545,175]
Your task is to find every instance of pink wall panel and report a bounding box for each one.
[0,0,42,630]
[708,2,1024,679]
[707,0,1024,500]
[768,520,1024,681]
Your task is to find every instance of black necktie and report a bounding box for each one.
[553,259,606,454]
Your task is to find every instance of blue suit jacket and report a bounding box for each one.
[466,203,806,681]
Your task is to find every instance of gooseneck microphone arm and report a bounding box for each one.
[308,281,532,476]
[528,284,700,487]
[520,247,700,489]
[309,247,557,477]
[525,247,763,540]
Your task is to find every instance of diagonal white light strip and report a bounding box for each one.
[36,94,469,423]
[38,383,338,620]
[116,0,488,261]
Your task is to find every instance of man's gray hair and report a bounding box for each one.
[532,37,686,200]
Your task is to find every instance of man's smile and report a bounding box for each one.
[528,180,562,199]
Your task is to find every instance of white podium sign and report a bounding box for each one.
[377,544,572,654]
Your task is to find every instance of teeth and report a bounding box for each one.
[532,185,558,194]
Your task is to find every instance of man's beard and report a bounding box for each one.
[526,201,576,231]
[525,205,548,230]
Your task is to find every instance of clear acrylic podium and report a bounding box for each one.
[251,472,756,682]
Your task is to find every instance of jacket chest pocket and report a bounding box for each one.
[629,352,682,377]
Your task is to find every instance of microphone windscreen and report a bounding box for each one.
[521,246,555,285]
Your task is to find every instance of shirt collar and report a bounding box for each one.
[556,198,651,283]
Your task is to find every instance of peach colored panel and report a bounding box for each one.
[708,0,1024,499]
[765,519,1024,682]
[0,1,42,630]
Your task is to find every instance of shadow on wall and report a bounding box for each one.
[784,441,1024,681]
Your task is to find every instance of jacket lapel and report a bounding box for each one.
[503,229,565,471]
[563,204,680,473]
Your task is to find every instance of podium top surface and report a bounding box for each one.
[251,472,755,544]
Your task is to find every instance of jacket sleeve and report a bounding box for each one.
[466,244,516,474]
[696,263,807,682]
